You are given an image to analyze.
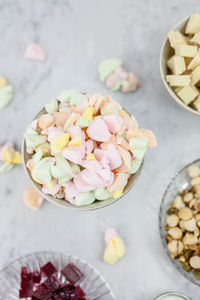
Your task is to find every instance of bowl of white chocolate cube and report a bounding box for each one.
[160,13,200,116]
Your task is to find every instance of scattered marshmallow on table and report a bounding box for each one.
[24,42,46,61]
[24,90,156,207]
[0,142,22,173]
[104,228,126,265]
[0,77,13,110]
[24,186,44,210]
[98,58,140,92]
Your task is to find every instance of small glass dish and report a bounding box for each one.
[154,291,191,300]
[0,251,115,299]
[159,158,200,287]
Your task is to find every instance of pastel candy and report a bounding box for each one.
[129,137,148,159]
[0,163,13,173]
[64,113,81,131]
[112,188,124,199]
[69,161,81,175]
[88,93,105,115]
[45,99,58,114]
[32,149,43,164]
[42,181,61,196]
[31,119,39,130]
[106,67,128,90]
[76,118,91,128]
[50,133,70,154]
[2,147,15,163]
[24,133,47,149]
[74,173,95,192]
[101,135,117,150]
[108,173,129,192]
[100,102,119,116]
[33,158,51,183]
[104,228,118,244]
[24,42,46,61]
[59,103,70,113]
[59,175,73,185]
[86,153,96,160]
[103,114,123,134]
[127,127,157,147]
[87,118,111,142]
[50,154,71,179]
[121,72,140,92]
[62,147,84,164]
[82,107,94,122]
[93,187,112,201]
[104,235,126,265]
[25,126,38,135]
[74,191,95,206]
[0,84,13,109]
[57,89,79,103]
[76,97,89,114]
[24,186,44,210]
[116,146,131,173]
[103,144,122,170]
[47,127,64,142]
[129,159,142,174]
[64,180,79,201]
[119,110,136,128]
[38,114,54,129]
[85,139,95,155]
[81,169,105,187]
[12,151,22,164]
[81,160,101,171]
[70,93,87,106]
[53,112,69,127]
[0,77,7,87]
[98,58,122,81]
[68,136,82,147]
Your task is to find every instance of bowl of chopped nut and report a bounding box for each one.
[159,159,200,286]
[160,13,200,116]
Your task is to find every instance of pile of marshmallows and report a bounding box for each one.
[24,91,157,207]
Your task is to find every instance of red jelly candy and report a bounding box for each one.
[43,275,60,291]
[32,283,53,300]
[19,266,34,298]
[76,285,85,299]
[40,261,57,277]
[61,263,83,284]
[33,270,41,283]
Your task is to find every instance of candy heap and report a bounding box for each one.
[0,76,13,110]
[0,142,22,172]
[24,91,156,206]
[19,261,85,299]
[98,58,140,92]
[104,228,126,265]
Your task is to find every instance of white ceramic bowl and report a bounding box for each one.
[0,251,115,299]
[22,106,143,211]
[159,15,200,117]
[154,292,191,300]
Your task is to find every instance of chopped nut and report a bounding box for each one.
[190,256,200,269]
[197,220,200,227]
[191,177,200,186]
[168,240,183,253]
[173,195,185,209]
[168,227,182,239]
[179,256,186,263]
[183,192,193,202]
[183,233,198,245]
[182,218,196,231]
[195,184,200,194]
[188,165,200,177]
[195,201,200,212]
[189,198,196,208]
[166,214,179,227]
[178,207,193,220]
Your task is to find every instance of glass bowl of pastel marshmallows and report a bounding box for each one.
[22,90,156,210]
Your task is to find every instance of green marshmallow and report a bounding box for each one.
[70,93,87,106]
[25,126,38,135]
[59,175,73,186]
[98,58,122,81]
[100,102,119,116]
[34,157,51,183]
[0,85,13,109]
[32,148,43,164]
[0,163,14,173]
[50,154,71,179]
[75,191,95,206]
[57,89,79,103]
[59,106,69,113]
[24,133,47,149]
[76,117,91,128]
[93,187,112,201]
[45,99,58,114]
[70,162,81,175]
[129,137,148,160]
[129,159,142,174]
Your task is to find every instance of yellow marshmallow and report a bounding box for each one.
[31,171,45,185]
[112,188,124,199]
[69,136,81,146]
[0,77,7,87]
[45,181,53,190]
[86,153,96,160]
[12,151,22,164]
[82,107,94,121]
[2,148,15,163]
[50,134,70,154]
[104,236,126,265]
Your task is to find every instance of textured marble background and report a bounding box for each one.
[0,0,200,299]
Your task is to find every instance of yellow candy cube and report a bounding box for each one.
[50,133,70,153]
[12,151,22,164]
[69,136,81,146]
[112,188,124,199]
[82,107,94,122]
[86,153,96,160]
[2,148,15,163]
[0,77,7,87]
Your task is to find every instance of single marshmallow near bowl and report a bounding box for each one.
[25,42,46,61]
[0,142,22,173]
[0,77,14,110]
[103,228,126,265]
[24,186,44,210]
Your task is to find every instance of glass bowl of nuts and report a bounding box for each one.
[159,159,200,287]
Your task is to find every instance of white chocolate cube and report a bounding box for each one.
[167,55,186,75]
[185,14,200,34]
[166,75,191,86]
[187,51,200,70]
[168,31,186,48]
[175,44,197,58]
[177,85,199,105]
[191,32,200,45]
[191,66,200,85]
[193,95,200,111]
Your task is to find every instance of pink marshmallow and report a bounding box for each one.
[85,139,95,155]
[104,228,118,244]
[87,118,111,142]
[47,127,64,142]
[31,119,39,130]
[81,169,105,187]
[42,181,61,196]
[64,180,79,201]
[106,67,128,89]
[76,97,89,114]
[62,147,84,164]
[81,160,102,171]
[24,42,46,61]
[103,114,123,134]
[104,144,122,170]
[108,173,129,192]
[64,113,81,131]
[74,173,95,192]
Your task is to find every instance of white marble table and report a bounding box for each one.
[1,0,200,299]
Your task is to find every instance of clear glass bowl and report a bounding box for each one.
[159,158,200,287]
[0,251,115,299]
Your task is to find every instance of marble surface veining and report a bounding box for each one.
[0,0,200,299]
